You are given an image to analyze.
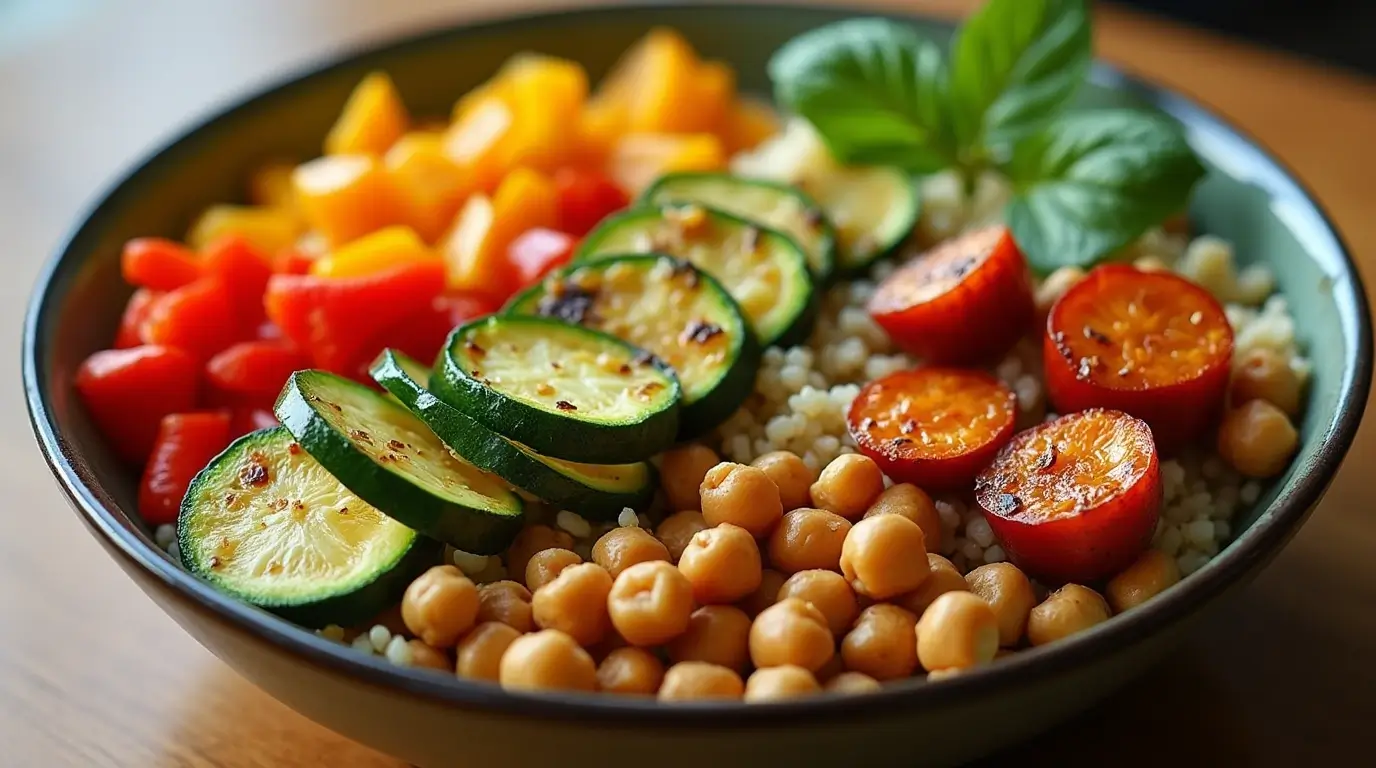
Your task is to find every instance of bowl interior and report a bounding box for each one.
[25,1,1370,710]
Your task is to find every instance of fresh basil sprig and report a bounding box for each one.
[768,0,1206,272]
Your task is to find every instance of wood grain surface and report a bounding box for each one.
[2,1,1373,765]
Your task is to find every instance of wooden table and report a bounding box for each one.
[2,1,1373,764]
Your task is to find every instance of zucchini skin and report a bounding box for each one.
[274,371,524,555]
[371,349,656,519]
[575,205,818,348]
[830,168,921,277]
[504,254,761,441]
[431,315,681,465]
[177,427,441,629]
[642,171,839,284]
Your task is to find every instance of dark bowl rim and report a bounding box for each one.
[22,0,1373,728]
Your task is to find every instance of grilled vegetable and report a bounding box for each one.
[804,166,918,274]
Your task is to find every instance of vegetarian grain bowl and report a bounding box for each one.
[25,1,1370,766]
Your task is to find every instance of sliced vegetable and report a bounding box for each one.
[868,226,1033,365]
[114,288,161,349]
[275,370,524,553]
[324,71,409,156]
[554,168,630,236]
[506,255,758,438]
[807,166,918,273]
[248,161,298,212]
[384,133,473,242]
[229,407,279,438]
[75,345,200,464]
[433,315,681,463]
[643,172,836,281]
[848,368,1017,492]
[975,408,1161,585]
[206,339,310,409]
[186,204,303,255]
[309,225,436,278]
[200,235,272,323]
[139,411,233,526]
[507,228,578,287]
[178,426,438,627]
[609,133,726,195]
[577,205,816,346]
[121,238,201,291]
[140,278,247,360]
[441,167,559,299]
[722,98,781,153]
[372,350,656,517]
[292,155,403,247]
[1044,265,1233,451]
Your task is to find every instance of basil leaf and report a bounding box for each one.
[769,18,953,173]
[1005,109,1207,272]
[949,0,1091,154]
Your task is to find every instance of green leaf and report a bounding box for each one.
[769,18,953,173]
[1005,109,1207,273]
[949,0,1092,154]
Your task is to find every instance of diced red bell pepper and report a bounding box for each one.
[138,411,233,525]
[553,168,629,236]
[114,288,162,349]
[508,228,578,288]
[273,247,316,275]
[121,238,202,291]
[370,291,501,375]
[74,345,200,464]
[230,408,279,438]
[140,278,247,360]
[264,260,447,375]
[201,235,272,324]
[206,339,311,409]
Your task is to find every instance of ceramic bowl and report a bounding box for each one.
[23,4,1371,766]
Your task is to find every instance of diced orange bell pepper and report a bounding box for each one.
[325,71,410,156]
[441,167,558,299]
[121,238,202,291]
[140,278,249,361]
[443,94,515,192]
[74,345,201,464]
[138,411,233,525]
[310,225,438,278]
[293,155,404,247]
[609,133,726,195]
[187,205,303,255]
[248,161,299,211]
[624,29,721,134]
[384,133,473,242]
[686,60,737,135]
[115,288,162,349]
[723,98,781,153]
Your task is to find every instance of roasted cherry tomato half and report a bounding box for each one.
[1044,265,1233,452]
[848,368,1017,492]
[975,408,1161,585]
[868,226,1034,365]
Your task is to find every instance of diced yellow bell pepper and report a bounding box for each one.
[248,161,300,212]
[609,133,726,195]
[441,167,558,296]
[385,133,474,243]
[722,98,782,153]
[689,60,737,134]
[309,225,438,278]
[293,155,403,247]
[324,71,409,156]
[574,97,628,169]
[625,29,703,134]
[187,205,303,255]
[443,94,517,193]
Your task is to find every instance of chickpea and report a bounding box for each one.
[1218,399,1299,479]
[915,592,1000,672]
[767,508,851,574]
[1232,347,1303,416]
[498,629,597,692]
[406,640,452,672]
[813,651,844,683]
[744,665,821,702]
[825,671,882,695]
[841,604,919,680]
[593,526,670,578]
[751,450,816,511]
[809,454,885,519]
[525,548,582,592]
[1027,584,1110,647]
[864,483,943,553]
[739,568,787,618]
[659,662,745,701]
[660,444,721,512]
[587,627,629,662]
[1035,266,1085,315]
[895,554,969,617]
[656,510,707,562]
[964,563,1037,647]
[678,523,762,604]
[1107,549,1181,613]
[749,598,835,672]
[401,565,479,648]
[666,605,752,671]
[596,647,665,695]
[777,570,858,636]
[531,562,614,647]
[507,525,575,586]
[700,462,784,536]
[840,514,930,599]
[455,622,521,681]
[475,580,534,633]
[607,561,695,646]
